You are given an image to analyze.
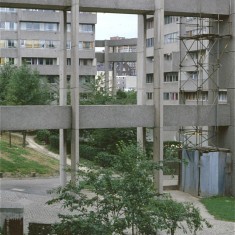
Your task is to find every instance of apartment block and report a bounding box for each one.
[0,8,97,96]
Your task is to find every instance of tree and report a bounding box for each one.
[48,143,211,235]
[5,64,50,105]
[0,63,15,105]
[0,63,51,147]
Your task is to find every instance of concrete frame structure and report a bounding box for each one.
[0,0,234,195]
[96,38,137,93]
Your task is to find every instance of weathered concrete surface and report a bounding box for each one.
[79,105,155,129]
[0,0,230,17]
[0,104,231,131]
[164,104,231,127]
[0,106,71,130]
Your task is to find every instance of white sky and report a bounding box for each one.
[95,13,138,40]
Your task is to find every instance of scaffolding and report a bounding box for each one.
[178,15,231,150]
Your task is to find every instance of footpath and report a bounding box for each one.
[0,135,234,234]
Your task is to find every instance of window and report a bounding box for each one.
[45,58,53,65]
[147,92,153,100]
[8,40,16,48]
[146,38,154,47]
[79,59,92,66]
[45,23,58,31]
[0,22,5,29]
[67,23,71,32]
[164,72,178,82]
[146,74,154,83]
[218,91,227,103]
[163,92,178,100]
[38,58,44,65]
[185,92,208,101]
[79,24,94,33]
[164,53,172,61]
[164,16,179,25]
[66,41,71,49]
[146,18,154,29]
[187,71,198,80]
[0,40,6,48]
[164,32,178,44]
[79,41,94,50]
[67,58,71,65]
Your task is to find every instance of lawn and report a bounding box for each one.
[0,133,59,177]
[200,196,235,222]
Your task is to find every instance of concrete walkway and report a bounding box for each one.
[1,177,234,235]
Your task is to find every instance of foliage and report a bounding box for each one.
[36,130,51,144]
[154,197,211,235]
[79,144,98,161]
[48,143,210,235]
[0,63,50,105]
[0,63,15,105]
[164,141,181,159]
[90,128,137,154]
[28,223,53,235]
[49,135,60,151]
[200,196,235,222]
[95,152,118,168]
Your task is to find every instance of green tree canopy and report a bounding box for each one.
[1,63,50,105]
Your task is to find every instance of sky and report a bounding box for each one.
[95,13,138,40]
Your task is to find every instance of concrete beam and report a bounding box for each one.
[164,104,231,127]
[79,105,154,129]
[0,106,71,130]
[164,0,230,17]
[0,0,71,10]
[0,104,231,131]
[0,0,230,17]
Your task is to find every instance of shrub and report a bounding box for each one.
[49,135,59,150]
[36,130,50,144]
[79,144,98,161]
[95,152,117,167]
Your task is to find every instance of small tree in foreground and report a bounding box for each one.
[48,143,211,235]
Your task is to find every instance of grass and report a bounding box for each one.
[0,132,59,177]
[200,196,235,222]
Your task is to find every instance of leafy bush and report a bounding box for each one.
[79,144,98,161]
[95,152,117,167]
[36,130,50,144]
[49,135,59,150]
[48,142,211,235]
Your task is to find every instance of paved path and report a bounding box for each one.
[1,177,234,235]
[1,134,234,234]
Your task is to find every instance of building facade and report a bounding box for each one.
[0,8,97,96]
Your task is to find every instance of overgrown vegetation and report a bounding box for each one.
[200,196,235,222]
[0,63,52,147]
[48,143,211,235]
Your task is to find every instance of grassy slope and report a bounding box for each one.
[0,133,59,177]
[200,196,235,222]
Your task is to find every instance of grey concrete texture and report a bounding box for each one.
[0,0,230,16]
[0,178,234,235]
[0,104,231,131]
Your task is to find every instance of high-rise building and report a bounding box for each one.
[0,8,97,98]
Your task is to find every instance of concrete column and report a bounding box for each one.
[217,2,235,195]
[104,40,110,92]
[71,0,80,183]
[179,17,187,104]
[59,10,67,186]
[153,0,164,194]
[112,62,117,96]
[137,15,147,148]
[207,27,219,146]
